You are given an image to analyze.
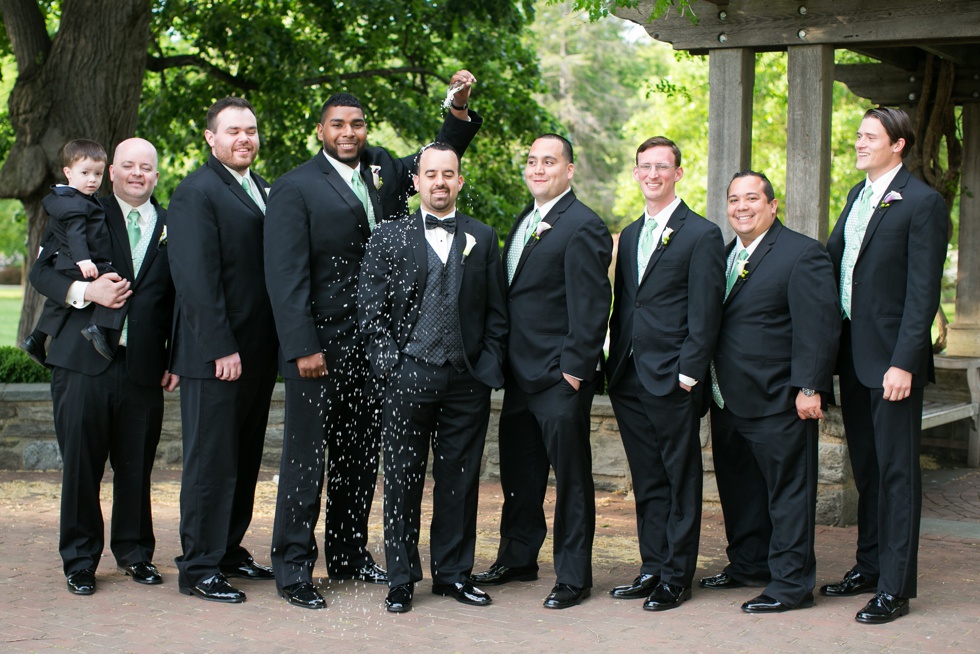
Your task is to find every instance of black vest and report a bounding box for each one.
[403,240,466,371]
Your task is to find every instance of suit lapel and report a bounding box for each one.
[361,164,383,226]
[408,212,428,297]
[857,166,910,261]
[639,202,688,287]
[134,207,164,286]
[103,197,136,281]
[513,192,574,283]
[453,214,469,297]
[208,155,264,218]
[725,220,782,305]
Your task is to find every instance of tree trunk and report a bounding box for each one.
[0,0,153,342]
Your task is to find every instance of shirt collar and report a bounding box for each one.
[114,195,154,226]
[736,227,771,259]
[322,150,360,184]
[221,164,251,185]
[534,188,572,221]
[645,196,681,228]
[866,162,904,204]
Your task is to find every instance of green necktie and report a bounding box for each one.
[126,210,141,250]
[241,177,256,202]
[725,248,749,298]
[636,218,658,283]
[351,170,377,231]
[522,208,543,245]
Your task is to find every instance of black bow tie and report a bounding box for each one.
[424,214,456,234]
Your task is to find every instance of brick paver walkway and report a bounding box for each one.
[0,467,977,652]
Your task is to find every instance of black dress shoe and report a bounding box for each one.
[385,583,414,613]
[220,556,275,580]
[118,561,162,585]
[20,334,47,367]
[179,574,246,603]
[543,583,591,609]
[66,569,96,595]
[81,325,114,361]
[470,564,538,586]
[329,561,388,584]
[432,581,492,606]
[610,573,660,599]
[643,581,692,611]
[855,592,909,624]
[741,592,814,613]
[699,571,750,589]
[820,569,878,597]
[279,581,326,609]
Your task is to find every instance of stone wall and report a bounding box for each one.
[0,383,859,525]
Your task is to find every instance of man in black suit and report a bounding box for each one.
[822,107,947,624]
[471,134,613,609]
[358,143,507,613]
[606,137,724,611]
[263,72,481,610]
[168,97,279,603]
[700,171,840,614]
[30,137,177,595]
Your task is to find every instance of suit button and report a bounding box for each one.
[635,302,641,308]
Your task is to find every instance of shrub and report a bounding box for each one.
[0,346,52,383]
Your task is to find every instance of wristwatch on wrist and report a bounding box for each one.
[801,388,816,397]
[450,100,468,111]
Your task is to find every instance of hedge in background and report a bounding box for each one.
[0,346,52,383]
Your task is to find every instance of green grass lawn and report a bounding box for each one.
[0,285,23,346]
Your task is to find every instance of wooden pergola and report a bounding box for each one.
[617,0,980,358]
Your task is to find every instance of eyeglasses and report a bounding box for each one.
[637,163,677,173]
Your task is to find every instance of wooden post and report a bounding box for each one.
[786,45,834,242]
[947,103,980,357]
[707,48,754,236]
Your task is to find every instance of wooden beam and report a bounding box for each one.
[836,63,980,105]
[616,0,980,52]
[786,44,833,242]
[707,48,754,237]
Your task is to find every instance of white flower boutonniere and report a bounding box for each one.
[370,165,382,190]
[737,260,750,280]
[158,225,168,248]
[881,190,903,208]
[534,221,552,241]
[461,232,477,265]
[660,227,675,248]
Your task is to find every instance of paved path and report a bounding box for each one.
[0,467,977,653]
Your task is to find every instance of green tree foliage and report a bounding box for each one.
[137,0,555,234]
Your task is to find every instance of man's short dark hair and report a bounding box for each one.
[863,106,915,157]
[636,136,681,167]
[206,97,255,133]
[417,141,461,174]
[729,170,776,203]
[320,93,364,123]
[536,133,574,163]
[61,139,107,168]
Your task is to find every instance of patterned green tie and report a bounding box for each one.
[725,248,749,298]
[522,207,543,246]
[126,210,141,250]
[507,208,541,284]
[636,218,657,283]
[351,170,377,231]
[840,185,874,319]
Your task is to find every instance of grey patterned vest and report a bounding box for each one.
[403,240,466,371]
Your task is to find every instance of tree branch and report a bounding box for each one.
[146,53,259,91]
[0,0,52,80]
[307,66,448,88]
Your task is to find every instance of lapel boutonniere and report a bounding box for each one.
[660,227,675,248]
[533,221,552,241]
[461,232,477,265]
[158,224,167,248]
[737,260,750,280]
[880,190,903,208]
[370,165,382,190]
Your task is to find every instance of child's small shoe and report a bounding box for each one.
[81,325,114,361]
[20,333,47,367]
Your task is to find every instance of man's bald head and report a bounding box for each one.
[110,138,159,207]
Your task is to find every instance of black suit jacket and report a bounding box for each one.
[30,195,174,385]
[167,154,278,380]
[607,201,725,395]
[42,186,111,271]
[504,190,612,394]
[714,219,840,419]
[263,111,482,382]
[826,165,947,389]
[358,211,507,388]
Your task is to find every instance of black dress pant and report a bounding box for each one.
[382,356,491,587]
[710,404,818,606]
[176,372,275,586]
[495,375,596,589]
[51,350,163,576]
[271,367,381,589]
